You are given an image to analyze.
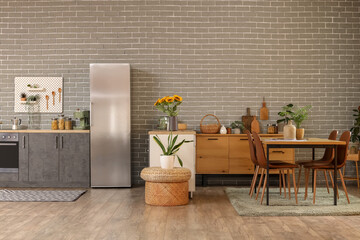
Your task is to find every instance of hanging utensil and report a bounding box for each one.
[58,88,62,103]
[45,95,49,110]
[52,91,55,106]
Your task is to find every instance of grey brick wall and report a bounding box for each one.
[0,0,359,185]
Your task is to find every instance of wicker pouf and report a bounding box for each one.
[140,167,191,206]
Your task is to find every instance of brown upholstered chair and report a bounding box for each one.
[297,130,338,192]
[303,131,351,204]
[252,132,299,204]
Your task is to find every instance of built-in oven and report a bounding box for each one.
[0,133,19,173]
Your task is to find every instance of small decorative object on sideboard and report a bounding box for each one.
[20,93,26,101]
[220,125,227,134]
[154,95,183,131]
[349,106,360,154]
[158,116,168,130]
[153,132,193,169]
[200,114,221,134]
[178,123,187,130]
[230,120,244,134]
[267,124,278,134]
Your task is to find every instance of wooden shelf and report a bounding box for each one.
[27,87,45,92]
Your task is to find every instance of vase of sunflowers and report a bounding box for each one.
[154,95,183,131]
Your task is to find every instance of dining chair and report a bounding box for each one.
[252,132,299,204]
[245,131,288,199]
[296,130,338,192]
[303,131,351,204]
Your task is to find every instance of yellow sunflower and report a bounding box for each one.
[159,96,167,103]
[173,95,183,102]
[166,97,174,103]
[154,98,160,106]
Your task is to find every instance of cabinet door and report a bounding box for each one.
[29,134,59,182]
[196,136,228,174]
[59,133,90,184]
[18,133,29,181]
[229,137,254,174]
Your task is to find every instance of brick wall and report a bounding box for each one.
[0,0,359,185]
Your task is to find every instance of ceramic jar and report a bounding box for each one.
[283,120,296,140]
[220,125,227,134]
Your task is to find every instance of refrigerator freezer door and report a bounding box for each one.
[90,63,131,187]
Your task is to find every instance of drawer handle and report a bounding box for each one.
[239,139,247,141]
[207,138,218,140]
[272,151,285,154]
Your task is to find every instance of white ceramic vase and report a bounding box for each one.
[220,125,227,134]
[283,120,296,140]
[160,155,175,169]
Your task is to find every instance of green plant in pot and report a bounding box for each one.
[292,105,311,140]
[26,94,39,104]
[153,132,193,169]
[230,121,244,134]
[349,106,360,154]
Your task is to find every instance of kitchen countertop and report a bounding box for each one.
[197,133,284,137]
[0,129,90,133]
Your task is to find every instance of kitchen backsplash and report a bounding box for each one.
[0,0,359,185]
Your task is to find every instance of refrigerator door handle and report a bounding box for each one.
[90,102,93,127]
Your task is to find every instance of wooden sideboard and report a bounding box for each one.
[196,134,294,174]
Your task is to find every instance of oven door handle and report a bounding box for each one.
[0,143,17,146]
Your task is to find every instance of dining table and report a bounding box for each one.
[262,138,347,206]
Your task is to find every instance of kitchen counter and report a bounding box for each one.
[149,130,196,135]
[197,133,283,137]
[0,129,90,133]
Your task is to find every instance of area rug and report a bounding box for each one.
[0,189,87,202]
[226,187,360,216]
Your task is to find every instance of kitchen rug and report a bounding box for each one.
[0,189,87,202]
[226,187,360,216]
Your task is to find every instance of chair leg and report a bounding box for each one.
[256,168,264,200]
[305,168,309,200]
[323,170,330,194]
[279,170,282,195]
[292,168,298,204]
[356,161,359,189]
[313,169,317,204]
[281,170,287,198]
[328,170,339,199]
[250,165,259,198]
[260,172,268,205]
[287,169,291,200]
[339,169,350,204]
[297,165,302,192]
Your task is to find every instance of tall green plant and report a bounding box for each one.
[350,107,360,143]
[292,105,312,128]
[277,104,295,124]
[153,133,193,167]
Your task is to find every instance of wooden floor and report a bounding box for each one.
[1,186,360,240]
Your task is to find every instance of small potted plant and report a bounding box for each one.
[153,132,193,169]
[350,106,360,154]
[20,93,27,101]
[26,94,39,104]
[292,105,312,140]
[230,121,244,134]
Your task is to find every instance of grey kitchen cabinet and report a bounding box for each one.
[28,133,59,182]
[18,133,29,181]
[59,133,90,184]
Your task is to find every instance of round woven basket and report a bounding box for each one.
[200,114,221,134]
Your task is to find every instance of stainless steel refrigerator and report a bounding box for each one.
[90,63,131,187]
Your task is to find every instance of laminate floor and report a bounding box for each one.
[1,186,360,240]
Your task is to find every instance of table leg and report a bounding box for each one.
[312,148,315,192]
[266,146,270,205]
[334,146,338,205]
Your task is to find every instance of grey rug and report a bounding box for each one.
[0,189,87,202]
[226,187,360,216]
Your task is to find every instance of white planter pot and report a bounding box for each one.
[160,155,175,169]
[283,120,296,140]
[233,128,241,134]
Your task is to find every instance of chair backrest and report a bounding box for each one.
[245,130,258,166]
[252,132,268,168]
[335,131,351,168]
[322,130,338,161]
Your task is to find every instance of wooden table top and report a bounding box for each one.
[262,138,346,146]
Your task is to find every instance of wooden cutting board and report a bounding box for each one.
[260,97,269,120]
[242,108,254,132]
[251,116,260,133]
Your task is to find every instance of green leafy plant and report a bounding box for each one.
[277,104,295,124]
[230,121,244,130]
[26,94,39,103]
[350,107,360,143]
[292,105,312,128]
[20,93,26,98]
[153,132,193,167]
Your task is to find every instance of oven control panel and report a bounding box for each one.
[0,133,19,142]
